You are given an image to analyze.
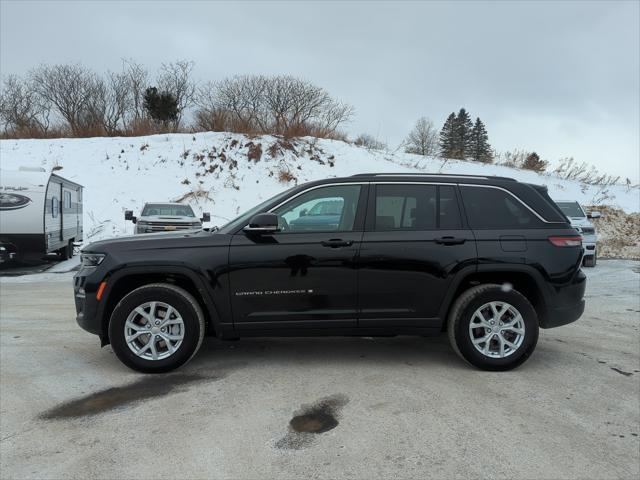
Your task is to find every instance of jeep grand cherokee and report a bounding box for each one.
[74,174,586,373]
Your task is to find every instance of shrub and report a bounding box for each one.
[522,152,548,172]
[354,133,387,150]
[277,168,297,183]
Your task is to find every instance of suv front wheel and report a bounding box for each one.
[108,283,205,373]
[447,284,539,371]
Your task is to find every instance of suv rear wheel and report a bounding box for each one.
[447,284,539,371]
[108,283,205,373]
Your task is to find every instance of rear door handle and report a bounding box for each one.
[434,236,466,246]
[321,239,353,248]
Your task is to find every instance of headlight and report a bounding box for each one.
[81,253,105,268]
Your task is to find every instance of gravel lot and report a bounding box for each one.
[1,260,639,480]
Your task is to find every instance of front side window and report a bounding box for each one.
[272,185,362,232]
[460,186,540,229]
[374,184,462,231]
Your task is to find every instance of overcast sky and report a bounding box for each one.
[1,0,639,181]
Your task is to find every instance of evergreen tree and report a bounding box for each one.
[143,87,178,124]
[439,112,456,158]
[451,108,473,159]
[469,117,492,162]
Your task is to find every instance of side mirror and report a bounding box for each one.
[243,213,280,234]
[201,212,211,223]
[588,211,601,219]
[125,210,137,224]
[299,209,308,217]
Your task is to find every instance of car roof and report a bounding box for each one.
[299,173,517,187]
[349,173,516,182]
[144,202,189,206]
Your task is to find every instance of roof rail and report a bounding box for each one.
[349,173,516,181]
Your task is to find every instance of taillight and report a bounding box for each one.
[548,236,582,247]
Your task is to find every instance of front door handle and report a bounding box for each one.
[434,236,466,246]
[321,239,353,248]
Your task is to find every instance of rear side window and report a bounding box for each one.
[374,184,462,231]
[460,186,540,229]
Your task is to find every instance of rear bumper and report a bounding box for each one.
[540,270,587,329]
[543,299,585,328]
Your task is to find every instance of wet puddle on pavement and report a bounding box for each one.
[40,374,220,419]
[276,394,349,449]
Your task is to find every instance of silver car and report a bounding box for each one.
[555,200,600,267]
[125,203,210,234]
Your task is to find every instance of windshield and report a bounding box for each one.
[216,186,299,234]
[141,204,195,217]
[556,201,585,218]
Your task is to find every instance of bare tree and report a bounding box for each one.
[199,74,353,137]
[214,75,268,132]
[122,59,149,125]
[157,60,196,129]
[84,70,132,135]
[194,80,232,131]
[316,99,353,136]
[404,117,439,156]
[0,75,51,135]
[30,63,96,135]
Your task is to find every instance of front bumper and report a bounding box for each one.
[73,269,104,338]
[581,235,597,256]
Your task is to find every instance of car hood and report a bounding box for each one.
[138,215,199,224]
[567,217,594,228]
[83,229,228,254]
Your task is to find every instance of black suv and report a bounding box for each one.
[74,174,586,373]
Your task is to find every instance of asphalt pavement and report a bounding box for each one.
[0,260,638,479]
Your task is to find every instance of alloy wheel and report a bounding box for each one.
[468,301,525,358]
[124,301,185,360]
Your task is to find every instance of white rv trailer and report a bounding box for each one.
[0,167,83,261]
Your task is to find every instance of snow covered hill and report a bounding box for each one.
[1,132,638,243]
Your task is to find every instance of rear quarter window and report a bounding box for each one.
[460,186,541,229]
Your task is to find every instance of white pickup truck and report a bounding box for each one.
[555,200,600,267]
[125,203,210,235]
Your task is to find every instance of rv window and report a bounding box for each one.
[64,191,71,209]
[52,197,59,218]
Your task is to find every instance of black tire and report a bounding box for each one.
[108,283,205,373]
[447,284,539,371]
[583,254,596,268]
[59,241,72,260]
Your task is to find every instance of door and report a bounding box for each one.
[59,184,65,240]
[229,183,367,329]
[357,183,477,327]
